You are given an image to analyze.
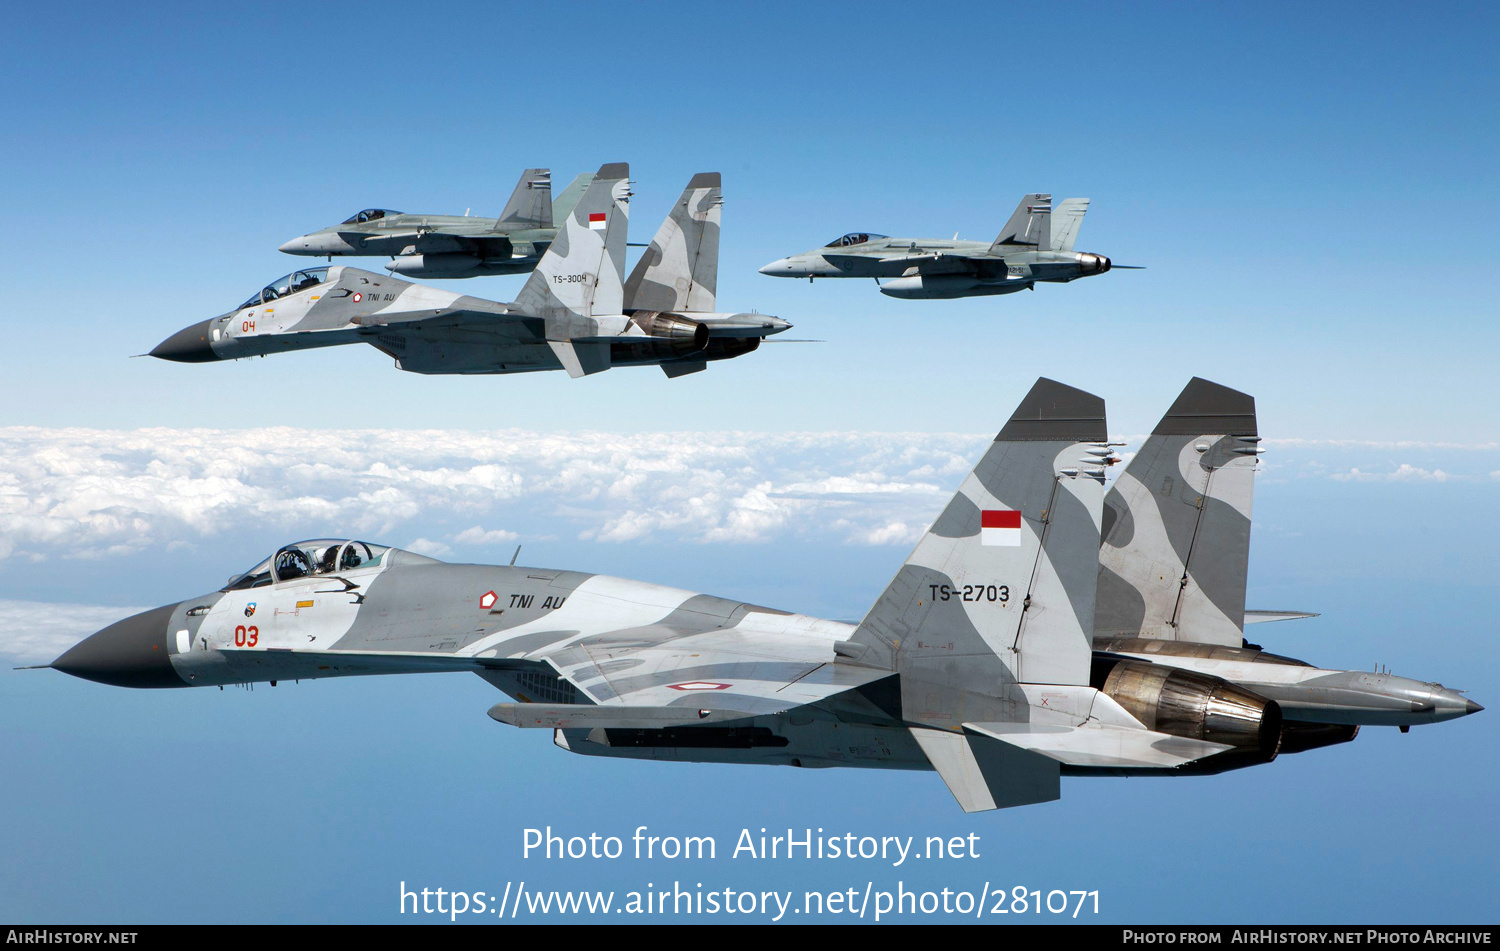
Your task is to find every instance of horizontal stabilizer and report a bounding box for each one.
[965,721,1231,769]
[911,727,1060,813]
[488,703,748,729]
[1244,610,1319,625]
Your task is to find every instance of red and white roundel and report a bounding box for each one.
[352,292,363,302]
[668,682,731,691]
[479,590,498,610]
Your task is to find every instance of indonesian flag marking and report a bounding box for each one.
[479,590,498,610]
[667,682,730,691]
[587,212,607,231]
[980,509,1023,546]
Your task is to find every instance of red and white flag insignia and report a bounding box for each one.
[667,682,730,691]
[587,212,607,231]
[980,509,1023,546]
[478,590,498,610]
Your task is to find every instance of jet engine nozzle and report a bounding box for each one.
[1095,659,1282,759]
[1077,253,1112,275]
[631,312,710,352]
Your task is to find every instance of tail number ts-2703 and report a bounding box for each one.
[929,584,1009,603]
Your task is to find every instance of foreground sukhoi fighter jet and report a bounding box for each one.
[47,379,1478,813]
[277,168,594,279]
[150,164,788,379]
[760,193,1138,299]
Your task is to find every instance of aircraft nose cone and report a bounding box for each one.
[51,604,187,688]
[149,319,218,363]
[279,237,305,254]
[759,259,791,276]
[1465,698,1483,715]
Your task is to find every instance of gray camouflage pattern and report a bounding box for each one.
[51,378,1482,813]
[150,164,791,380]
[1095,377,1259,646]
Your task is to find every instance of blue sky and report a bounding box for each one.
[1,1,1497,924]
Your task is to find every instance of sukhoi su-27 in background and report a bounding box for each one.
[149,164,788,379]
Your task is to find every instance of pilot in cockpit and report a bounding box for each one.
[317,544,341,574]
[274,546,312,581]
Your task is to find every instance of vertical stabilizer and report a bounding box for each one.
[1049,198,1090,252]
[624,172,722,313]
[550,172,594,226]
[845,379,1108,731]
[496,168,553,229]
[514,163,630,376]
[1096,378,1260,646]
[989,193,1052,252]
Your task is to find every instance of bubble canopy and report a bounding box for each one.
[237,267,330,310]
[823,233,887,248]
[340,208,401,225]
[224,540,392,590]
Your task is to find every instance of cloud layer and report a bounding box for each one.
[0,426,985,564]
[2,427,1496,663]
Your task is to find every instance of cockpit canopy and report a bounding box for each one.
[224,539,391,590]
[823,233,887,248]
[238,267,330,310]
[340,208,401,225]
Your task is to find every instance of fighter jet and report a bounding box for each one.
[1091,378,1481,738]
[150,164,789,379]
[277,168,593,279]
[46,380,1479,813]
[760,193,1138,299]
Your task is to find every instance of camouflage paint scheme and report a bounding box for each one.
[150,164,790,379]
[278,168,596,280]
[51,380,1480,813]
[760,194,1124,299]
[1094,378,1479,730]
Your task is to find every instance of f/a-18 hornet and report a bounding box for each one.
[760,193,1138,299]
[46,379,1478,813]
[150,163,788,379]
[278,167,594,279]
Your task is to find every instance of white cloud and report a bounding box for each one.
[1330,464,1454,483]
[0,599,150,663]
[453,526,520,546]
[0,427,988,562]
[1,427,1494,573]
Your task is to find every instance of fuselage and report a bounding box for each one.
[51,541,1478,781]
[280,213,558,279]
[147,266,789,376]
[759,233,1113,299]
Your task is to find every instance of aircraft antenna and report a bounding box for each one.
[509,545,522,567]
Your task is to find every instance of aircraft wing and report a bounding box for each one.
[524,625,890,720]
[348,307,535,335]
